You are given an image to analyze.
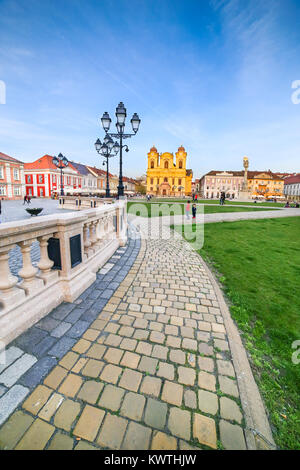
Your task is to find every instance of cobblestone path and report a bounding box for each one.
[0,217,272,450]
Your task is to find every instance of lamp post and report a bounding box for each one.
[52,153,69,196]
[95,135,120,197]
[99,102,141,198]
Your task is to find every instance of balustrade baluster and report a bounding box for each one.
[83,223,92,257]
[0,246,26,306]
[18,239,44,295]
[37,235,57,284]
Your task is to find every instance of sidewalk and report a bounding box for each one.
[0,217,275,450]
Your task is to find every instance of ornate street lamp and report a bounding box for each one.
[99,102,140,198]
[52,153,69,196]
[95,135,120,197]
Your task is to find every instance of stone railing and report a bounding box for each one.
[0,201,127,346]
[59,196,114,210]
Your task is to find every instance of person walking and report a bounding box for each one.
[27,195,31,204]
[23,195,27,204]
[220,192,225,206]
[192,203,197,220]
[186,200,191,220]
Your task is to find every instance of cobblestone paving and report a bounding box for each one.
[0,216,250,451]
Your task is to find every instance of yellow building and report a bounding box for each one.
[247,171,285,199]
[146,145,193,196]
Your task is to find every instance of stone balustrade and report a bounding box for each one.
[0,200,127,346]
[59,196,114,210]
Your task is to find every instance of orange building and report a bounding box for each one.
[247,171,286,200]
[0,152,25,199]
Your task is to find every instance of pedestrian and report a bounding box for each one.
[192,203,197,219]
[23,195,27,204]
[192,193,195,202]
[195,194,198,201]
[27,195,31,204]
[186,200,191,219]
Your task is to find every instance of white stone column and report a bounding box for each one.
[37,235,58,284]
[0,246,26,307]
[83,223,92,257]
[18,240,44,295]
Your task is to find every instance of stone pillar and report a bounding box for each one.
[0,246,26,307]
[37,235,58,284]
[95,218,105,247]
[83,223,92,257]
[18,240,44,295]
[89,221,98,251]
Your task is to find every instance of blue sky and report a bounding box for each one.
[0,0,300,178]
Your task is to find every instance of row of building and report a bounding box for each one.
[196,170,300,201]
[0,152,137,199]
[145,145,300,201]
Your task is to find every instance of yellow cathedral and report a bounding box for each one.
[146,145,193,196]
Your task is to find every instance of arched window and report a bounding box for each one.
[164,161,169,169]
[150,178,153,184]
[178,179,182,185]
[179,160,183,169]
[164,177,168,183]
[151,160,154,169]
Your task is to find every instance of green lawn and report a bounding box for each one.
[137,197,286,208]
[127,201,279,217]
[174,217,300,449]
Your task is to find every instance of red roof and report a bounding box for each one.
[86,166,113,178]
[24,155,79,173]
[0,152,23,164]
[247,171,285,181]
[284,174,300,184]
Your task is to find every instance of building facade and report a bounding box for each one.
[200,171,244,199]
[70,162,98,195]
[0,152,25,200]
[247,171,286,199]
[24,155,81,197]
[284,174,300,201]
[146,146,193,196]
[123,177,137,195]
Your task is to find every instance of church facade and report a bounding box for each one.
[146,145,193,196]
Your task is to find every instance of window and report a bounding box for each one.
[164,161,169,169]
[0,167,4,179]
[52,174,56,183]
[179,161,183,169]
[27,175,32,183]
[13,168,19,180]
[0,186,6,195]
[151,161,154,169]
[164,177,168,183]
[14,186,21,195]
[150,178,153,184]
[38,175,43,183]
[178,179,182,185]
